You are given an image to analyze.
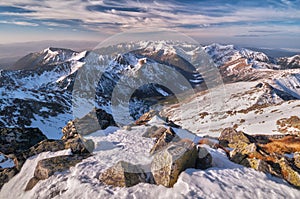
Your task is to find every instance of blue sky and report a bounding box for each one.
[0,0,299,49]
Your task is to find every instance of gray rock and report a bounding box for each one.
[64,135,95,154]
[149,127,180,155]
[219,127,252,148]
[25,154,89,191]
[99,161,152,187]
[196,147,212,170]
[151,140,198,187]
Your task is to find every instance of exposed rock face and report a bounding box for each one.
[99,161,153,187]
[279,158,300,187]
[151,140,198,187]
[222,128,300,188]
[218,128,252,148]
[25,154,89,191]
[0,128,48,189]
[0,128,47,154]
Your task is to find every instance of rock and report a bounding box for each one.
[25,177,39,191]
[142,126,162,139]
[135,110,158,125]
[295,152,300,169]
[149,127,180,155]
[279,157,300,188]
[13,140,66,171]
[25,140,65,157]
[64,135,95,154]
[247,158,282,177]
[26,154,89,191]
[219,127,253,148]
[62,121,78,140]
[99,161,152,187]
[0,167,18,190]
[151,140,198,187]
[0,128,47,154]
[62,109,116,139]
[196,147,212,170]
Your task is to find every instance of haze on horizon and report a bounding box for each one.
[0,0,300,50]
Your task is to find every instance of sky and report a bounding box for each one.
[0,0,300,49]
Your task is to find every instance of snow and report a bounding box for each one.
[0,154,15,169]
[29,113,73,139]
[156,87,169,96]
[1,126,299,199]
[162,81,300,137]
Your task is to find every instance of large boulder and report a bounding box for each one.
[151,140,198,187]
[0,128,47,154]
[62,109,116,138]
[99,161,153,187]
[25,154,89,191]
[219,127,253,148]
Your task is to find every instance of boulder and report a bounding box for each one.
[64,135,95,154]
[219,127,253,148]
[196,147,212,170]
[99,161,152,187]
[151,140,198,187]
[25,154,89,191]
[149,127,180,155]
[0,128,46,154]
[62,109,116,139]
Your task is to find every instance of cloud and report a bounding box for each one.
[0,20,38,26]
[0,0,299,47]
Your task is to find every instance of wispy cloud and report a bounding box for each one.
[0,20,38,26]
[0,0,299,47]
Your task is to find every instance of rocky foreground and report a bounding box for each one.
[1,110,299,194]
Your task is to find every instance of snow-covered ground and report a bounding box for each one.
[1,120,299,199]
[162,81,300,137]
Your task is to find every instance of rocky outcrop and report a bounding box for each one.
[99,161,153,187]
[218,128,252,148]
[220,127,300,188]
[25,154,90,191]
[0,128,48,189]
[151,140,198,187]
